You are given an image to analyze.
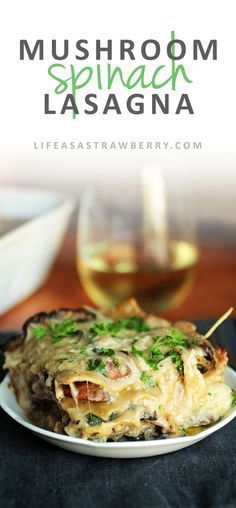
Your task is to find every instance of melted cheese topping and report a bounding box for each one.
[4,308,232,442]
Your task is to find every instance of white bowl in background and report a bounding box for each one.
[0,368,235,458]
[0,186,75,314]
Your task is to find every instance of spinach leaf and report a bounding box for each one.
[86,413,104,426]
[140,372,155,387]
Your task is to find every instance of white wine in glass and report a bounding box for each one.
[77,168,199,312]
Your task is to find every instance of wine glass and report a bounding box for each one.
[77,166,198,313]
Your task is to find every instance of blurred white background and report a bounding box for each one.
[0,0,235,244]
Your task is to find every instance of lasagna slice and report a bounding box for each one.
[4,299,233,441]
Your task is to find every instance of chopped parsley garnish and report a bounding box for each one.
[152,329,189,349]
[112,357,120,367]
[149,345,166,362]
[34,319,78,343]
[140,372,155,387]
[131,341,170,370]
[144,357,164,370]
[143,329,186,372]
[79,347,87,355]
[131,346,165,370]
[170,350,184,374]
[86,358,107,375]
[232,391,236,407]
[131,345,144,357]
[144,346,166,370]
[91,322,120,335]
[120,316,150,333]
[131,330,185,373]
[97,348,115,356]
[90,316,150,336]
[86,413,104,426]
[34,327,48,339]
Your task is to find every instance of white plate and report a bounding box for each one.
[0,370,235,458]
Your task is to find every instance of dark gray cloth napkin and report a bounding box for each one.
[0,320,235,508]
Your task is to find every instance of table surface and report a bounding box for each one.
[0,233,236,330]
